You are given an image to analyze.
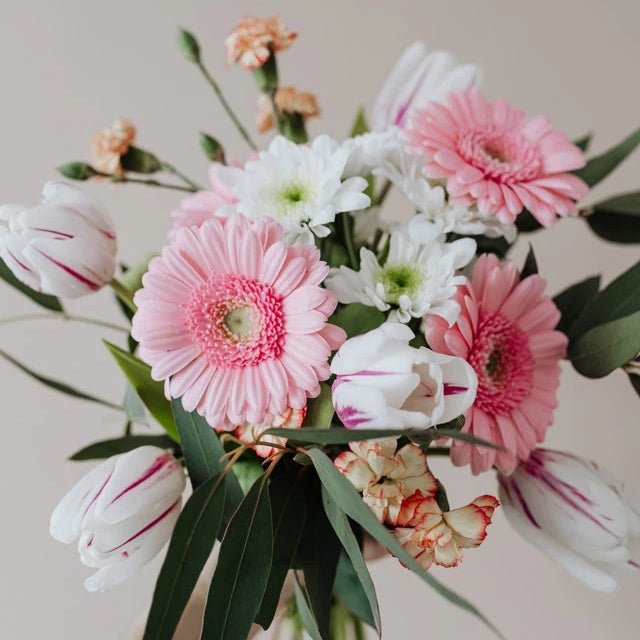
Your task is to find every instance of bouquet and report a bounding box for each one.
[2,13,640,639]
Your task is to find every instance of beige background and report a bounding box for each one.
[1,0,639,638]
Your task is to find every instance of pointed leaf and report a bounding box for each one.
[520,244,538,279]
[202,476,273,640]
[349,108,369,137]
[121,146,162,173]
[123,384,148,426]
[574,133,593,152]
[69,435,176,460]
[293,578,323,640]
[1,348,119,409]
[306,448,504,638]
[104,341,178,441]
[321,487,381,635]
[143,474,226,640]
[587,191,640,243]
[0,258,63,311]
[333,552,376,629]
[255,473,308,629]
[574,127,640,187]
[553,275,601,336]
[569,310,640,378]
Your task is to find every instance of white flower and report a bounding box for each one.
[371,42,481,132]
[499,449,640,592]
[341,128,402,178]
[50,446,185,592]
[0,181,117,298]
[217,135,370,243]
[330,323,476,430]
[325,223,475,325]
[375,153,517,241]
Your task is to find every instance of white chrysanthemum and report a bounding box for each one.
[341,128,402,178]
[325,224,475,324]
[375,153,516,242]
[217,135,370,243]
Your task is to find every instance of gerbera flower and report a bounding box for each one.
[325,225,475,324]
[225,15,297,69]
[217,135,370,244]
[424,254,567,475]
[131,214,345,430]
[407,89,589,226]
[394,491,499,569]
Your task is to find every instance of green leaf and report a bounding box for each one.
[587,192,640,243]
[349,108,369,137]
[0,348,119,409]
[628,373,640,398]
[515,210,543,234]
[306,448,503,638]
[520,244,538,279]
[303,383,334,428]
[293,578,323,640]
[256,473,308,629]
[200,132,226,163]
[103,341,178,441]
[202,476,273,640]
[0,259,63,311]
[69,434,175,460]
[330,303,386,339]
[171,398,243,524]
[143,474,226,640]
[553,275,601,336]
[569,260,640,340]
[321,487,381,635]
[574,133,593,153]
[121,146,163,174]
[123,384,148,426]
[569,310,640,378]
[57,161,97,181]
[233,458,264,495]
[574,127,640,187]
[333,552,376,629]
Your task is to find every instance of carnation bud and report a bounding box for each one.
[252,51,278,93]
[177,27,200,62]
[57,162,97,181]
[199,132,226,164]
[120,147,162,174]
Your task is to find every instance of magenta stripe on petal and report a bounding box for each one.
[108,454,171,506]
[35,249,100,290]
[443,383,468,395]
[7,249,32,272]
[31,227,74,239]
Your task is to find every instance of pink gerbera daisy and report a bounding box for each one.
[424,254,567,475]
[407,89,589,227]
[132,214,345,430]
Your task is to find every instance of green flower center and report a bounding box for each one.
[381,263,424,303]
[273,181,312,221]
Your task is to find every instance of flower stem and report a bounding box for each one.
[107,174,196,192]
[196,60,258,151]
[0,312,128,333]
[339,212,359,270]
[374,179,392,206]
[110,278,137,314]
[160,161,203,191]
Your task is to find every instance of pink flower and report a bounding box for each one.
[235,406,306,458]
[132,214,345,430]
[424,254,567,475]
[169,163,237,240]
[393,491,499,569]
[407,89,589,227]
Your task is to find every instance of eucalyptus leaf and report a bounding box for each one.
[1,348,119,409]
[143,475,227,640]
[202,476,273,640]
[104,341,178,441]
[0,259,63,311]
[306,448,503,638]
[303,383,334,429]
[520,244,538,279]
[293,578,323,640]
[569,310,640,378]
[322,488,381,635]
[574,127,640,187]
[69,435,176,461]
[587,192,640,243]
[330,303,386,339]
[553,275,601,336]
[333,552,376,629]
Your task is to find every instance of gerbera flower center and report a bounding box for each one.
[186,273,285,368]
[468,312,535,414]
[381,263,424,303]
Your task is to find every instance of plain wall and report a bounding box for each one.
[1,1,639,638]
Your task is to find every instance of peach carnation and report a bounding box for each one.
[91,118,136,176]
[257,87,320,133]
[132,214,345,430]
[235,406,306,458]
[225,15,297,69]
[407,89,589,227]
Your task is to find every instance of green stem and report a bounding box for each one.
[339,213,359,270]
[352,615,365,640]
[160,161,203,191]
[108,174,195,192]
[428,446,452,456]
[109,278,137,314]
[0,312,128,333]
[196,60,258,151]
[374,179,392,206]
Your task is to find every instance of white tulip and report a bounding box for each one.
[499,449,640,592]
[330,323,476,430]
[0,181,117,298]
[50,446,185,592]
[371,42,481,132]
